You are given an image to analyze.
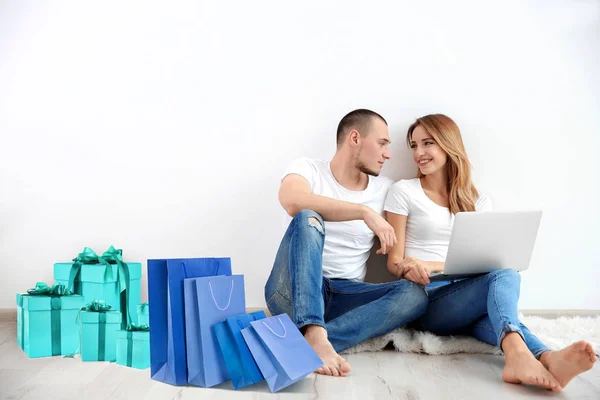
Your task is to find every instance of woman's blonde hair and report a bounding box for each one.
[407,114,479,214]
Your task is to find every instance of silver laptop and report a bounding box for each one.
[429,211,543,281]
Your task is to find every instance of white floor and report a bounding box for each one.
[1,321,599,400]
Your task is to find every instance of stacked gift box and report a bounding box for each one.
[16,246,150,369]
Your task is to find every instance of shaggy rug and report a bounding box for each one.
[341,314,600,356]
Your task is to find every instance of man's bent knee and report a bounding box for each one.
[293,209,325,235]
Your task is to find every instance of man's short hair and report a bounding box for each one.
[336,109,387,146]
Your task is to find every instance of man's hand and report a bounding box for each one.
[363,207,397,255]
[396,257,431,285]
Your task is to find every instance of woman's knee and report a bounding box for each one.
[388,281,429,320]
[488,268,521,283]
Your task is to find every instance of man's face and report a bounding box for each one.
[355,118,391,176]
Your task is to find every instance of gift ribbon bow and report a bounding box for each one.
[82,300,112,312]
[27,282,72,296]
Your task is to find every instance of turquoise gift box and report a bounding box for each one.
[137,303,149,326]
[116,329,150,369]
[16,290,85,358]
[80,309,121,362]
[53,247,142,328]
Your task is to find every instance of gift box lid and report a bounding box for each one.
[80,309,122,324]
[117,330,149,341]
[54,262,142,283]
[16,293,85,311]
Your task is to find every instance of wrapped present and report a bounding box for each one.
[16,282,85,358]
[137,302,149,327]
[80,300,121,362]
[116,324,150,369]
[54,246,141,328]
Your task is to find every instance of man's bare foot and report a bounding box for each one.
[502,350,562,391]
[304,325,351,377]
[540,341,598,388]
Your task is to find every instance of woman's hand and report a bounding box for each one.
[396,257,431,285]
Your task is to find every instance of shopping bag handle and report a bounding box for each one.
[262,316,287,338]
[208,280,234,311]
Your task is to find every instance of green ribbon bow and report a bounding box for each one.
[27,282,72,296]
[23,282,73,356]
[124,323,149,367]
[68,247,115,288]
[82,300,112,312]
[126,323,149,332]
[67,246,133,329]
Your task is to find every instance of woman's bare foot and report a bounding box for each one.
[540,341,598,388]
[502,350,562,391]
[304,325,351,377]
[500,333,561,391]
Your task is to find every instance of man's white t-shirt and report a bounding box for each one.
[283,158,393,281]
[383,178,492,262]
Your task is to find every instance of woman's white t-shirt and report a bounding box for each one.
[383,178,492,262]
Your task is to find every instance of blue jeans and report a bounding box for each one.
[417,270,551,358]
[265,210,429,352]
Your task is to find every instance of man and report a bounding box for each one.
[265,109,428,377]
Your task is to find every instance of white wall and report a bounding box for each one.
[1,0,599,310]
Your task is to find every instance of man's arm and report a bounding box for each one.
[279,174,366,221]
[279,174,397,254]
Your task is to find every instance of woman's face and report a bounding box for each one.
[410,125,448,176]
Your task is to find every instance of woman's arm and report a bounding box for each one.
[385,211,407,278]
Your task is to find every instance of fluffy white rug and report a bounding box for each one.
[341,314,600,356]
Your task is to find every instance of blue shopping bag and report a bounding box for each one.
[147,258,232,386]
[214,310,267,389]
[241,313,323,392]
[184,275,246,387]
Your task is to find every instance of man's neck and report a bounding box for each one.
[330,153,369,191]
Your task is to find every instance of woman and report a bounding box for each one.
[384,114,597,391]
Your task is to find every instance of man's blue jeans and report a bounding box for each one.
[418,271,551,358]
[265,210,429,352]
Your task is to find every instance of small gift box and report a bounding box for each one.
[80,300,121,362]
[16,282,85,358]
[116,324,150,369]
